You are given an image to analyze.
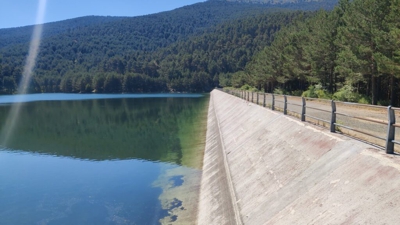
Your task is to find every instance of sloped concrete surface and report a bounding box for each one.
[198,90,400,224]
[197,94,240,225]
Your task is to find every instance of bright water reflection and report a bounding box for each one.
[0,94,208,224]
[0,94,207,164]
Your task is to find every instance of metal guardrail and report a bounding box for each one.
[221,88,398,154]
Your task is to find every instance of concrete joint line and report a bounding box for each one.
[212,93,244,225]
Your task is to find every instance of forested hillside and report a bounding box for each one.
[0,16,127,49]
[238,0,400,106]
[227,0,337,10]
[149,11,307,92]
[0,0,336,95]
[2,0,397,105]
[50,11,306,93]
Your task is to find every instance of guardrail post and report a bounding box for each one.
[330,100,336,133]
[246,91,249,101]
[386,106,396,154]
[272,94,275,110]
[301,97,306,121]
[283,95,287,115]
[263,93,266,107]
[251,92,254,103]
[257,93,259,105]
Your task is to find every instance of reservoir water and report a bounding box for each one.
[0,93,209,225]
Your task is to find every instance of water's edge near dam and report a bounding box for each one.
[198,89,400,224]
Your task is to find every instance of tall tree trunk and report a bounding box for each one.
[371,75,377,105]
[329,69,333,94]
[334,72,337,93]
[271,82,274,93]
[390,74,395,106]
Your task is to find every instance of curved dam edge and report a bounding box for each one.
[196,90,241,225]
[197,89,400,224]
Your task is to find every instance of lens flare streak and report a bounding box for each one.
[1,0,47,145]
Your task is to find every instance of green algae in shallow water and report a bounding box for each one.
[0,94,209,224]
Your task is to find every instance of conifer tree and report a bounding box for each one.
[335,0,391,104]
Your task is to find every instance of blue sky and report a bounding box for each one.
[0,0,205,29]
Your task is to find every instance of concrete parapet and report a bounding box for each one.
[198,90,400,224]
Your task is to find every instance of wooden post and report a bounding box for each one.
[283,95,287,115]
[386,106,396,154]
[301,97,306,121]
[263,93,266,107]
[330,100,336,133]
[257,93,259,105]
[272,94,275,110]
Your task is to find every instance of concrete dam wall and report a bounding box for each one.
[197,90,400,224]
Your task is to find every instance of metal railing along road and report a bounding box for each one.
[221,88,400,154]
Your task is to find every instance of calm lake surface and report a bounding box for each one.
[0,93,209,225]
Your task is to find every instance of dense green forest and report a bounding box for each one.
[0,16,127,49]
[0,0,336,94]
[14,0,398,106]
[238,0,400,106]
[4,0,399,105]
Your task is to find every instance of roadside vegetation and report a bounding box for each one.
[235,0,400,106]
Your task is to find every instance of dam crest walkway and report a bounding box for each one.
[197,90,400,225]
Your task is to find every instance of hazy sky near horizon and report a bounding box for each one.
[0,0,205,29]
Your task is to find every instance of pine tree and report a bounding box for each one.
[335,0,391,104]
[374,0,400,105]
